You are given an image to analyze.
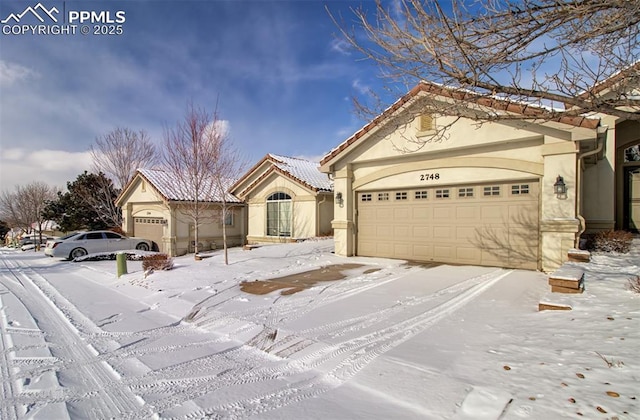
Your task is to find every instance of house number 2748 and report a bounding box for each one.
[419,173,440,181]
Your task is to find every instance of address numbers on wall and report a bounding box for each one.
[419,173,440,181]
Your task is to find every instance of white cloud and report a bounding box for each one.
[0,60,39,86]
[330,38,351,56]
[352,79,371,95]
[1,148,26,160]
[0,148,92,191]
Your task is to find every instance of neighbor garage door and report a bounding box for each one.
[134,217,165,251]
[357,181,539,269]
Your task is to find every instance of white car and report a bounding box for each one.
[44,230,153,260]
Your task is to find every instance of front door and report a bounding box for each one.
[625,167,640,232]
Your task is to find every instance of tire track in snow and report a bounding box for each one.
[0,288,20,420]
[0,256,151,419]
[204,269,513,418]
[126,268,510,418]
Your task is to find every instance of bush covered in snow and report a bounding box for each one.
[590,230,634,253]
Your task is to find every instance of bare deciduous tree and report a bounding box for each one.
[161,103,225,259]
[205,121,247,265]
[90,127,158,189]
[0,182,58,248]
[332,0,640,126]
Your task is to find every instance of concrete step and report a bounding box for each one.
[548,265,585,293]
[568,248,591,263]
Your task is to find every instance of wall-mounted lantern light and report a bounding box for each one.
[336,192,343,207]
[553,175,567,197]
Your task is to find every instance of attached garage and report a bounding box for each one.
[320,81,604,272]
[356,181,539,269]
[133,217,165,250]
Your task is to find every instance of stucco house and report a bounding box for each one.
[320,80,640,272]
[116,168,246,256]
[230,154,333,243]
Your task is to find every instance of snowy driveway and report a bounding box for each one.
[1,242,637,419]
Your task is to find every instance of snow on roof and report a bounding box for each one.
[31,220,59,231]
[268,154,333,191]
[138,168,242,203]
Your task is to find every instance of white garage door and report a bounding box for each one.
[357,181,539,269]
[134,217,164,251]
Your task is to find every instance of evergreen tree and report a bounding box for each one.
[44,172,121,232]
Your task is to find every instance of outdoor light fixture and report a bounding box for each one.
[553,175,567,197]
[336,192,343,206]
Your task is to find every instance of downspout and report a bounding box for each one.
[316,192,327,236]
[575,125,607,247]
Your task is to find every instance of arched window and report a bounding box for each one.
[266,192,292,237]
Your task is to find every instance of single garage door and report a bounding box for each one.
[357,181,539,269]
[133,217,165,251]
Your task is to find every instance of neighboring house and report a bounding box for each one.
[116,168,246,256]
[320,80,640,272]
[230,154,334,243]
[31,220,62,237]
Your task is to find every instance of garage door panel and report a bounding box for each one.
[433,207,453,220]
[394,243,411,257]
[481,248,509,266]
[456,206,478,220]
[377,208,394,219]
[509,228,534,246]
[359,208,376,219]
[394,207,410,219]
[412,207,432,219]
[394,225,411,238]
[434,246,454,259]
[375,225,392,234]
[456,226,476,240]
[481,205,508,221]
[508,206,538,226]
[413,244,433,258]
[359,241,377,255]
[457,247,480,261]
[376,242,393,256]
[433,226,451,239]
[413,226,432,238]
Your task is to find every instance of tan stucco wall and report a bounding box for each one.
[243,172,333,242]
[582,118,616,231]
[324,112,597,271]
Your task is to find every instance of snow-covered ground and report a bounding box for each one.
[0,239,638,419]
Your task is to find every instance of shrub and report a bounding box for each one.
[629,276,640,293]
[142,253,173,271]
[591,230,633,253]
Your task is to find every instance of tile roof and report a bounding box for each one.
[230,154,333,197]
[138,168,242,203]
[267,154,333,191]
[320,81,601,166]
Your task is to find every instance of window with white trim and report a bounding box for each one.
[511,184,530,195]
[483,186,500,196]
[223,210,234,226]
[361,193,372,202]
[395,192,408,200]
[378,192,389,201]
[436,189,450,199]
[266,192,292,237]
[458,187,474,198]
[415,190,428,199]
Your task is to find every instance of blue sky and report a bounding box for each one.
[0,0,384,190]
